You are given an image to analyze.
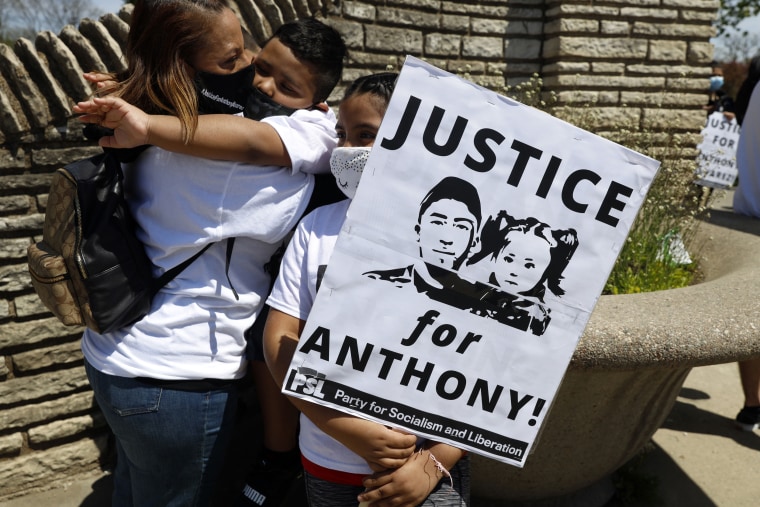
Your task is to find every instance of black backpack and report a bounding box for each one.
[27,145,212,334]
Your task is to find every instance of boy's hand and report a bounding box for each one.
[74,97,150,148]
[358,450,441,506]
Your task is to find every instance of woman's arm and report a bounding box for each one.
[263,308,417,471]
[74,96,290,166]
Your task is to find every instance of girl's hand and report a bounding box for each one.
[326,421,416,472]
[357,450,444,506]
[74,97,150,148]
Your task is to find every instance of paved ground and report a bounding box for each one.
[629,362,760,506]
[1,361,757,507]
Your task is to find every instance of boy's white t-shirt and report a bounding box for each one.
[267,199,374,475]
[81,107,336,381]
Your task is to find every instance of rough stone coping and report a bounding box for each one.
[573,207,760,372]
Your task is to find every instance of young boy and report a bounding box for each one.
[76,15,346,507]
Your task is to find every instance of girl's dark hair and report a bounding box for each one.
[467,211,578,299]
[342,72,399,106]
[268,18,347,103]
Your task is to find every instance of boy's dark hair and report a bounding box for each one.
[269,18,346,103]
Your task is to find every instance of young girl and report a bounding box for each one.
[263,72,470,507]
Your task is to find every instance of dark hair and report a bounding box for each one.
[342,72,398,106]
[417,176,482,228]
[734,55,760,126]
[242,27,260,53]
[117,0,232,142]
[267,18,347,103]
[467,211,578,299]
[416,176,481,269]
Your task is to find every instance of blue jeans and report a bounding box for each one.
[85,360,239,507]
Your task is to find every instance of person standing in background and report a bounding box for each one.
[731,71,760,432]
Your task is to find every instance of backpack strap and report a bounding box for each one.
[225,238,239,301]
[151,243,214,295]
[151,238,239,299]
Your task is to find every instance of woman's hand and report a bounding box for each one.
[74,97,151,148]
[83,71,118,91]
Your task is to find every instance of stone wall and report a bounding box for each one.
[0,0,719,500]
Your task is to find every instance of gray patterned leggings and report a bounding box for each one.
[304,454,470,507]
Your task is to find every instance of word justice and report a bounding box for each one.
[380,95,635,228]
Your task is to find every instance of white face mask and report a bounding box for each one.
[330,146,371,199]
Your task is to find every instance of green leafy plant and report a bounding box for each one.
[598,124,710,294]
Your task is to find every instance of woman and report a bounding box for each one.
[79,2,341,505]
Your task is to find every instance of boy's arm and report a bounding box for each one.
[357,443,466,506]
[263,308,417,471]
[74,96,291,166]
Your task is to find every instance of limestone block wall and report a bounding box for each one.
[0,0,719,499]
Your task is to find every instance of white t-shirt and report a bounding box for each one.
[267,199,375,475]
[81,107,336,381]
[734,81,760,217]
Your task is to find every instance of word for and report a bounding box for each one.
[710,135,736,149]
[401,309,482,353]
[380,95,635,227]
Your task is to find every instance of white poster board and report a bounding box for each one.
[282,57,660,467]
[695,112,740,188]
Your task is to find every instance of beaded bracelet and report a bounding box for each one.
[421,448,453,488]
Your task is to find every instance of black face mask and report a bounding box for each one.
[244,85,297,121]
[194,64,254,115]
[194,65,298,120]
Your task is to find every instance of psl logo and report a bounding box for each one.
[288,367,326,399]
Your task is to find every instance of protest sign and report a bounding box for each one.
[695,111,740,188]
[282,56,660,467]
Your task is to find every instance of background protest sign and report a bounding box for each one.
[695,111,740,188]
[283,56,660,466]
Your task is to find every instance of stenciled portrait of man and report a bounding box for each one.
[363,176,484,309]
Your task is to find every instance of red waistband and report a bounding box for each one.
[301,454,367,486]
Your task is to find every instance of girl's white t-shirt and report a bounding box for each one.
[267,199,374,475]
